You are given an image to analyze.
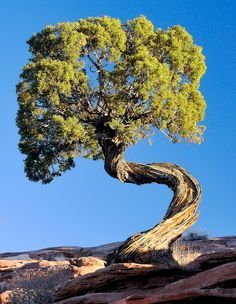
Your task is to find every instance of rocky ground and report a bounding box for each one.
[0,237,235,303]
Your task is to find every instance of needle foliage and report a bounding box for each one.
[16,16,206,183]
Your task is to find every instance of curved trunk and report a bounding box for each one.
[100,137,202,266]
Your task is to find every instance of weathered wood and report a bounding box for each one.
[98,136,202,265]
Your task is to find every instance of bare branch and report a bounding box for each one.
[87,53,100,70]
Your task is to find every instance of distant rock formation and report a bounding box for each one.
[0,242,121,261]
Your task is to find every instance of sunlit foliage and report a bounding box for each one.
[16,16,206,183]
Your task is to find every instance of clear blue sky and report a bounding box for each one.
[0,0,235,252]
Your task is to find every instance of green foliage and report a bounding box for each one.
[17,16,206,183]
[183,231,208,241]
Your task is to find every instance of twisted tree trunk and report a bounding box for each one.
[99,135,202,266]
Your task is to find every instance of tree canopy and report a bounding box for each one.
[16,16,206,183]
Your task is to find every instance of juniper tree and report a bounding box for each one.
[16,16,206,265]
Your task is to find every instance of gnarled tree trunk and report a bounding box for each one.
[99,135,202,266]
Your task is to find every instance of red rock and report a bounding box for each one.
[53,292,132,304]
[0,260,37,270]
[0,290,10,304]
[0,239,236,304]
[69,257,105,276]
[54,263,179,302]
[55,261,236,303]
[113,262,236,303]
[187,249,236,270]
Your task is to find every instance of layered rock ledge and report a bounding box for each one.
[0,237,235,303]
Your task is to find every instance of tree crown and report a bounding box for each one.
[16,16,206,183]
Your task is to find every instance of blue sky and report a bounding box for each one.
[0,0,235,252]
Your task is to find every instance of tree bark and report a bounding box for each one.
[99,136,202,266]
